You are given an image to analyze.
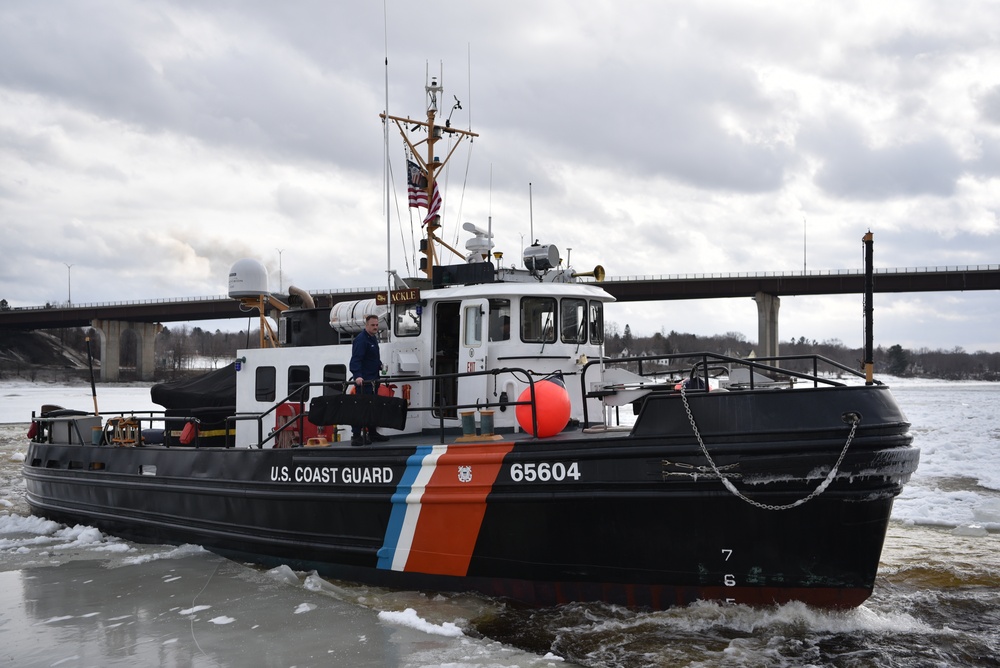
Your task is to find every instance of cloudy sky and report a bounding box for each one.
[1,1,998,352]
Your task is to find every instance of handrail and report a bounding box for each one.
[28,410,206,447]
[230,366,545,448]
[579,351,871,428]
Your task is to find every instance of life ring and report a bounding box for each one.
[27,421,38,440]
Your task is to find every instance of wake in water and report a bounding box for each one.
[472,586,996,668]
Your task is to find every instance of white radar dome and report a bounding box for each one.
[228,258,269,298]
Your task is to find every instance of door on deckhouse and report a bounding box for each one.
[457,298,489,410]
[433,301,460,419]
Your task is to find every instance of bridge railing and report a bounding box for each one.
[590,264,999,283]
[4,264,998,310]
[5,286,385,311]
[11,294,231,311]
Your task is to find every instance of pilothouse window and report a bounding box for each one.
[394,303,421,337]
[590,301,604,344]
[489,299,511,341]
[561,298,587,343]
[521,297,557,343]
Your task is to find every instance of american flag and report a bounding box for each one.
[407,160,428,206]
[407,160,441,225]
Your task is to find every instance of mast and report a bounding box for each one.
[381,70,478,282]
[863,231,874,385]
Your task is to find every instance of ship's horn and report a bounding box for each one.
[572,265,606,282]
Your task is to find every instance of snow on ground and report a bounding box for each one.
[0,381,158,424]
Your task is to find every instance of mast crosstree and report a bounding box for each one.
[382,74,478,281]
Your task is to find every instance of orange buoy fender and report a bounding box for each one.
[516,377,572,437]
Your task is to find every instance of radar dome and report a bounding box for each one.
[228,258,269,298]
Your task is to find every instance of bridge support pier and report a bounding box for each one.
[753,291,780,359]
[92,320,162,381]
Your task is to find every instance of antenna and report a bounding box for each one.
[488,163,493,258]
[529,182,534,247]
[466,43,472,131]
[427,62,443,112]
[382,0,392,339]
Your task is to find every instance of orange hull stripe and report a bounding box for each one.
[404,443,514,576]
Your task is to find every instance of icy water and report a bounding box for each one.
[1,378,998,667]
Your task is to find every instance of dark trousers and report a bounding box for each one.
[351,380,376,438]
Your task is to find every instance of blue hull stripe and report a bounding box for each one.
[376,445,434,569]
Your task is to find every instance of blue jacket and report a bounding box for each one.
[350,330,381,381]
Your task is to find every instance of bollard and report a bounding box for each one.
[480,410,495,436]
[460,411,476,436]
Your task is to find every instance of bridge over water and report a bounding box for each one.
[2,265,997,380]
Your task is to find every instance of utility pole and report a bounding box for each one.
[803,218,807,275]
[64,263,74,305]
[275,248,284,293]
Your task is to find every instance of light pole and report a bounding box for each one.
[803,218,807,275]
[64,263,74,305]
[276,249,284,293]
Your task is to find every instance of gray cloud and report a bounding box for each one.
[0,0,997,351]
[801,115,964,199]
[977,85,1000,126]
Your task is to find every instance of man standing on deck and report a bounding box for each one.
[350,314,389,446]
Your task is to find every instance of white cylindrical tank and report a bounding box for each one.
[329,299,389,334]
[228,259,269,298]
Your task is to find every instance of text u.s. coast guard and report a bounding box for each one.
[270,465,394,484]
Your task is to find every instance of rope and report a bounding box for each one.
[451,136,475,249]
[679,384,859,510]
[386,152,413,277]
[188,557,223,662]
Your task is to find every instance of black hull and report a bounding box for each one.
[24,385,918,610]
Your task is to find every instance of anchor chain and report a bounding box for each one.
[679,384,860,511]
[661,459,742,479]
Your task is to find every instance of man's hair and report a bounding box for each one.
[365,314,378,323]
